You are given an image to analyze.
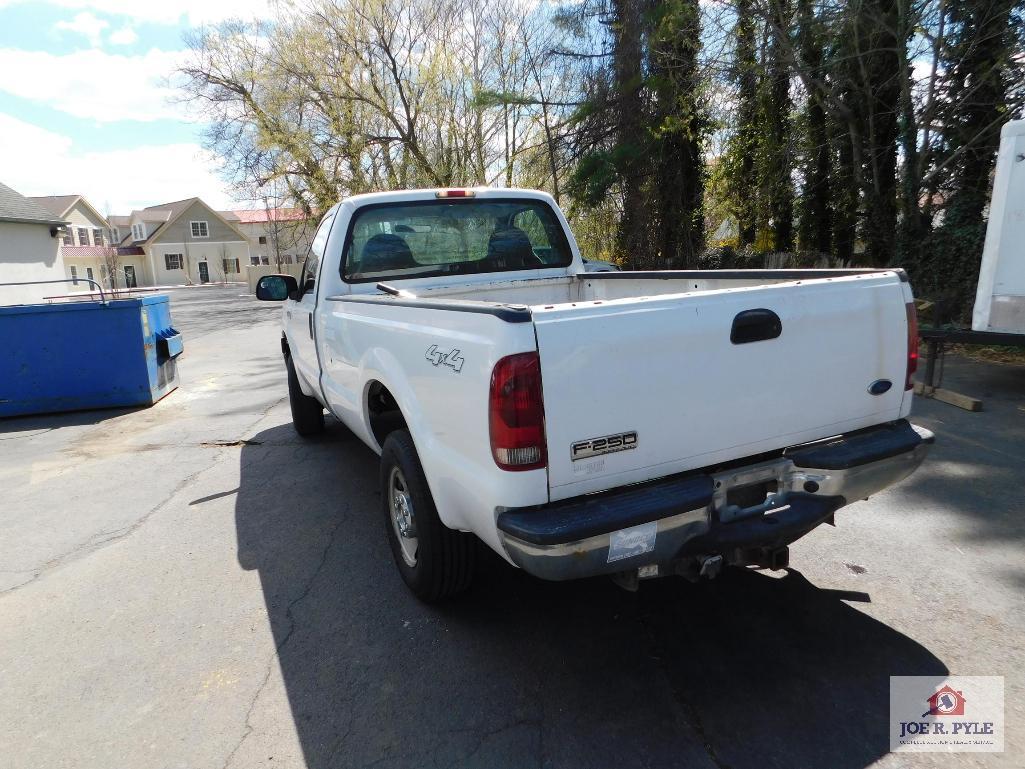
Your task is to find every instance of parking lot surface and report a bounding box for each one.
[1,285,1023,768]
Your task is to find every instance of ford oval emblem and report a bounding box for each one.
[868,379,893,395]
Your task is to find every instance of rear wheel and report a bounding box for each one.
[286,355,324,436]
[381,430,476,601]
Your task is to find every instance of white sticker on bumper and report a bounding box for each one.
[607,521,657,563]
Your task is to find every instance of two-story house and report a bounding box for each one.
[113,198,250,286]
[27,194,149,291]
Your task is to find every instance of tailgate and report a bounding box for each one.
[533,274,910,501]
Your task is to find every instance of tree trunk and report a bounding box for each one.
[859,0,901,266]
[612,0,647,267]
[796,0,831,255]
[651,0,705,268]
[764,0,794,253]
[831,121,857,263]
[734,0,759,247]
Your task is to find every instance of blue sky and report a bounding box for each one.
[0,0,266,213]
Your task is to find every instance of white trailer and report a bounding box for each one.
[973,119,1025,334]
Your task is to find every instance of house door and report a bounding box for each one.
[124,265,137,288]
[198,262,209,283]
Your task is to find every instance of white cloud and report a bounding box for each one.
[0,113,235,213]
[0,0,269,27]
[54,11,109,46]
[0,47,189,122]
[108,25,138,46]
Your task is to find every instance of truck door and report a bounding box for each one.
[288,210,335,391]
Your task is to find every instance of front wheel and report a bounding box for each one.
[381,430,476,601]
[286,355,324,436]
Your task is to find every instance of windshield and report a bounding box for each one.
[342,198,573,282]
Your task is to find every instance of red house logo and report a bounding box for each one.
[922,685,966,717]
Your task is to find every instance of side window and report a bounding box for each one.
[300,211,334,296]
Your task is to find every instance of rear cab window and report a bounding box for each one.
[341,199,573,282]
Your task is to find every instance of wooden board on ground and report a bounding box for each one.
[913,382,984,412]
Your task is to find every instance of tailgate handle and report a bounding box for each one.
[731,309,782,344]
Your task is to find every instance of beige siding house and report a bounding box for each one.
[114,198,250,286]
[0,182,68,305]
[28,194,149,292]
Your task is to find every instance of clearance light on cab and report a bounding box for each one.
[436,189,476,198]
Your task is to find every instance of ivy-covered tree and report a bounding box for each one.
[724,0,760,248]
[650,0,706,267]
[795,0,831,255]
[762,0,795,252]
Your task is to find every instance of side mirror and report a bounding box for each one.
[256,274,298,301]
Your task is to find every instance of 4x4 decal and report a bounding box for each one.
[425,345,465,373]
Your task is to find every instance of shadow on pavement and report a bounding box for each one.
[0,406,139,433]
[905,353,1025,546]
[235,421,948,769]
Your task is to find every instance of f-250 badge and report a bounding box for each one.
[572,431,638,460]
[425,345,465,373]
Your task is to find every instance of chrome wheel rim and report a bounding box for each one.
[388,466,418,567]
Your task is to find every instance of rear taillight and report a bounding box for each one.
[489,352,547,471]
[905,301,919,390]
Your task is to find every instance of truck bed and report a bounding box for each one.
[368,268,914,501]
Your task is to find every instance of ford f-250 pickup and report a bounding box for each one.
[256,188,933,601]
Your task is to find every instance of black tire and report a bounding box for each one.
[381,430,476,601]
[286,355,325,436]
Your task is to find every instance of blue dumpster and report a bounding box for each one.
[0,294,182,418]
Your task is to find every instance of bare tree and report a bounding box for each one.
[216,242,231,284]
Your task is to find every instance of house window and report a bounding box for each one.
[282,255,293,264]
[260,256,270,265]
[190,221,209,238]
[78,227,89,245]
[93,228,103,246]
[223,258,240,274]
[132,223,145,241]
[258,235,267,244]
[165,253,184,270]
[69,265,78,283]
[86,267,94,282]
[62,229,72,246]
[249,256,260,266]
[111,227,120,243]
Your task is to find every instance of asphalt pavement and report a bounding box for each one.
[1,284,1022,768]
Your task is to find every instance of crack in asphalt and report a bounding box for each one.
[635,610,733,769]
[220,509,347,769]
[0,395,287,600]
[0,463,217,599]
[460,718,544,765]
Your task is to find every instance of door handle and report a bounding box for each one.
[731,309,782,344]
[308,314,314,338]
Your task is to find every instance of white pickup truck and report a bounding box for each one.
[256,188,932,601]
